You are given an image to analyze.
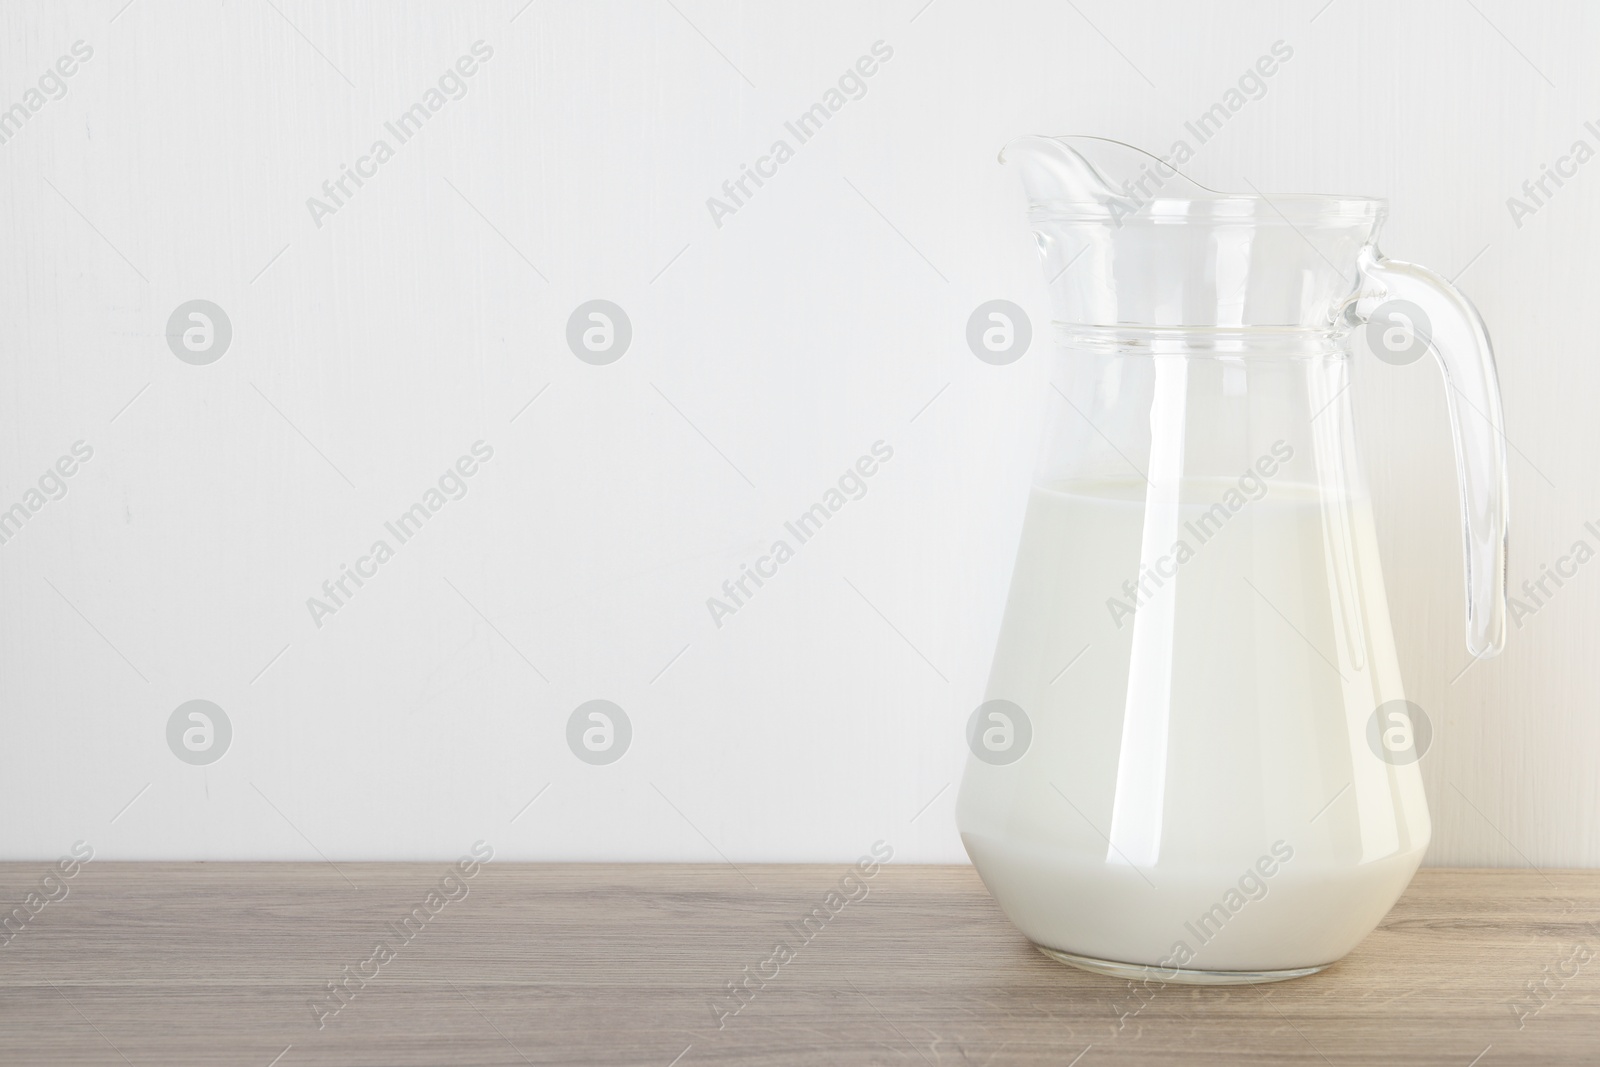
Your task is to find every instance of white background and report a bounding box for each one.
[0,0,1594,866]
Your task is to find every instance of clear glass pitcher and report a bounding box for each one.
[956,136,1509,983]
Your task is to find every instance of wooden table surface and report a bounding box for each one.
[0,863,1595,1065]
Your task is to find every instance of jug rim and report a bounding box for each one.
[1023,196,1386,224]
[1003,135,1386,224]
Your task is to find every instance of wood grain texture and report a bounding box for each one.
[0,863,1595,1065]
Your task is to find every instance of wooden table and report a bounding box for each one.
[0,864,1594,1065]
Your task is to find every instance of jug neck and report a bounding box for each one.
[1036,346,1361,500]
[1006,136,1386,329]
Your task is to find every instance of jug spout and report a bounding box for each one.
[1000,136,1122,208]
[999,135,1217,214]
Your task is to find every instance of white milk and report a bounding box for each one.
[957,478,1430,974]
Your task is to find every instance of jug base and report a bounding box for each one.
[1036,945,1328,985]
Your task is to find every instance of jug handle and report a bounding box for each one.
[1352,249,1509,658]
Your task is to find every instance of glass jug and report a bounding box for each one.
[956,136,1508,983]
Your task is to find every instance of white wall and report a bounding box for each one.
[0,0,1594,865]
